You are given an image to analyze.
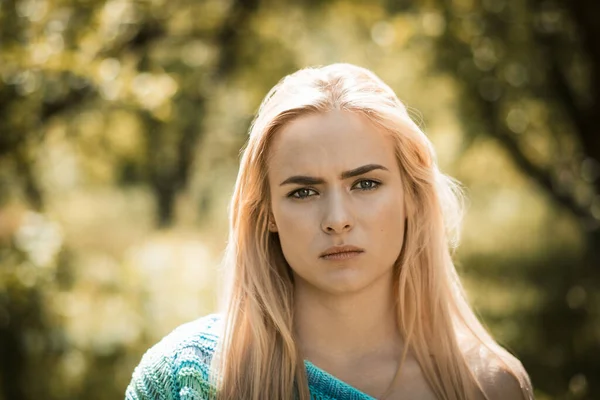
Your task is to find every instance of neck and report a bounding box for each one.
[293,272,403,365]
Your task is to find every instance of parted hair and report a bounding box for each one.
[210,63,533,400]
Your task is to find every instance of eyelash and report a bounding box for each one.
[287,179,381,200]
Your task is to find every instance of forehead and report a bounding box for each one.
[268,110,397,178]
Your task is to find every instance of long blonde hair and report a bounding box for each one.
[211,63,533,400]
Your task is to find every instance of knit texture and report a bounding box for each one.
[125,314,375,400]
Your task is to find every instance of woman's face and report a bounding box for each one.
[267,110,406,295]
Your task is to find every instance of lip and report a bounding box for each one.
[319,244,365,258]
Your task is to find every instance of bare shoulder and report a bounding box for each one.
[463,343,533,400]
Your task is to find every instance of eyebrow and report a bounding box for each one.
[279,164,389,186]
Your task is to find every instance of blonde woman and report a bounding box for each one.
[126,63,534,400]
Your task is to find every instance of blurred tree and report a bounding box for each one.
[424,0,600,397]
[0,0,261,227]
[0,0,262,399]
[1,0,598,398]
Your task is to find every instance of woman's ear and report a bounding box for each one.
[268,214,278,232]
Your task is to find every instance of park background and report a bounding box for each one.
[1,0,599,399]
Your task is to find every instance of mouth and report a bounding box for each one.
[320,251,364,261]
[319,245,365,259]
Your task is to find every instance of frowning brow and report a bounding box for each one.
[279,164,389,186]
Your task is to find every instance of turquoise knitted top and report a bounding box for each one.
[125,313,375,400]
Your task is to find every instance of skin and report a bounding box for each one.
[267,110,407,296]
[267,110,422,398]
[266,110,525,399]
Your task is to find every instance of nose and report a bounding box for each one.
[321,188,354,234]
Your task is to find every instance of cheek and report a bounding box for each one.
[364,192,406,258]
[277,202,310,232]
[365,189,405,231]
[275,203,315,255]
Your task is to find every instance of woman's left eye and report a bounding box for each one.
[353,179,380,191]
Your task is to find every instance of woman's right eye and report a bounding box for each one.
[289,188,317,199]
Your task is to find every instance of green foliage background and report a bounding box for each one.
[1,0,599,399]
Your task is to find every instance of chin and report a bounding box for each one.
[314,273,377,295]
[293,262,394,296]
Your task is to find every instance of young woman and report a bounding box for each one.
[126,63,534,400]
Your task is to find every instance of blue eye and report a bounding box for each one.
[288,180,381,200]
[289,188,318,199]
[353,179,380,191]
